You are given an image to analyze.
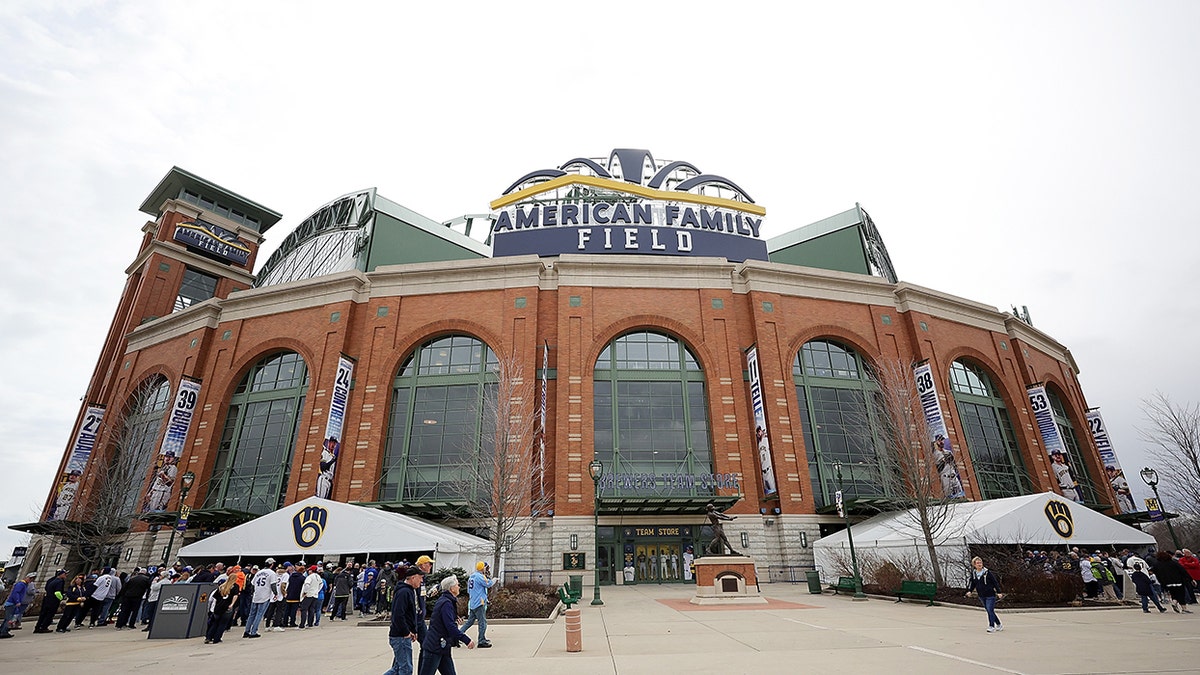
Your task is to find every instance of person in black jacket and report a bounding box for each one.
[1153,551,1194,613]
[965,556,1005,632]
[419,576,474,675]
[331,566,355,620]
[56,575,87,632]
[115,568,151,629]
[33,569,69,633]
[384,567,424,675]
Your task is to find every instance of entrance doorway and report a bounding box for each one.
[602,525,697,585]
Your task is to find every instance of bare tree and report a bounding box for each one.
[1140,392,1200,513]
[866,359,964,587]
[42,381,165,572]
[454,354,554,577]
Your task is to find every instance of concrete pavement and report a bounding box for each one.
[0,584,1196,674]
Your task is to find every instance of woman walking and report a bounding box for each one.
[419,576,475,675]
[965,556,1005,633]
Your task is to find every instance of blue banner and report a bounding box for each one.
[48,403,106,521]
[1028,385,1082,503]
[143,378,201,512]
[317,354,354,499]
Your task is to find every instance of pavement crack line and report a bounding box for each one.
[907,646,1028,674]
[782,617,828,630]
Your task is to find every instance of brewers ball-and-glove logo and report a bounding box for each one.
[1044,499,1074,538]
[293,505,328,548]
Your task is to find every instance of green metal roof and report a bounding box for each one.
[139,166,282,232]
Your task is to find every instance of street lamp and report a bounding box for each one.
[588,458,604,606]
[831,461,866,600]
[1140,467,1181,551]
[162,470,196,564]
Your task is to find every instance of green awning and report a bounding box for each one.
[7,520,128,536]
[597,495,740,515]
[354,500,473,519]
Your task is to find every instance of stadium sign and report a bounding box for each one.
[490,149,769,262]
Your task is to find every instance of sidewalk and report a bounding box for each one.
[1,585,1196,674]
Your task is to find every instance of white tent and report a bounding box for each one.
[178,497,495,570]
[812,491,1154,583]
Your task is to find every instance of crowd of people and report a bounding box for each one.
[1,554,502,674]
[1020,546,1200,613]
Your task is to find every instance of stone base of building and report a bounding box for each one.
[690,555,767,605]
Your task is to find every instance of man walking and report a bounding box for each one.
[34,569,68,633]
[459,561,497,648]
[384,566,424,675]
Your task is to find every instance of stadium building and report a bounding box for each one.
[14,150,1126,585]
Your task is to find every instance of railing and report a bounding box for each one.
[764,566,818,583]
[504,569,557,585]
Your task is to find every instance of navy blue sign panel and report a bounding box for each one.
[493,225,769,262]
[174,218,252,266]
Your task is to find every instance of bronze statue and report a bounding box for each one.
[704,503,739,556]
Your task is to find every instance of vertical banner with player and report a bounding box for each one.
[1086,408,1134,513]
[1027,384,1082,503]
[316,354,354,499]
[913,361,965,498]
[143,377,202,512]
[48,403,106,521]
[745,346,778,497]
[538,342,549,503]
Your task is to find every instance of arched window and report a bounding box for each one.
[948,360,1029,499]
[380,335,498,502]
[1047,388,1099,504]
[120,376,171,513]
[204,352,309,515]
[593,331,713,497]
[795,340,887,508]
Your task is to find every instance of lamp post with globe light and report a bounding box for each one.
[588,459,604,606]
[162,470,196,564]
[832,460,866,599]
[1140,467,1181,550]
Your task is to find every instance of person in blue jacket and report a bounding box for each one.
[965,556,1005,632]
[419,575,474,675]
[459,562,497,648]
[1,573,36,638]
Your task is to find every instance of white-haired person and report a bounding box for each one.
[419,575,475,675]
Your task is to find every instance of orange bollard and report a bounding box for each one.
[564,607,582,652]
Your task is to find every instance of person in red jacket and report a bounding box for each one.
[1178,549,1200,582]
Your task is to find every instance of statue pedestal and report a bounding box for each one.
[690,555,768,605]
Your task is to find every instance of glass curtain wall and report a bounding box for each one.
[204,352,309,515]
[794,340,887,508]
[948,360,1029,499]
[380,335,498,502]
[593,331,713,498]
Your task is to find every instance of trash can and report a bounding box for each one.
[568,574,583,598]
[805,570,823,594]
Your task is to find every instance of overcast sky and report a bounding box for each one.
[2,1,1197,562]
